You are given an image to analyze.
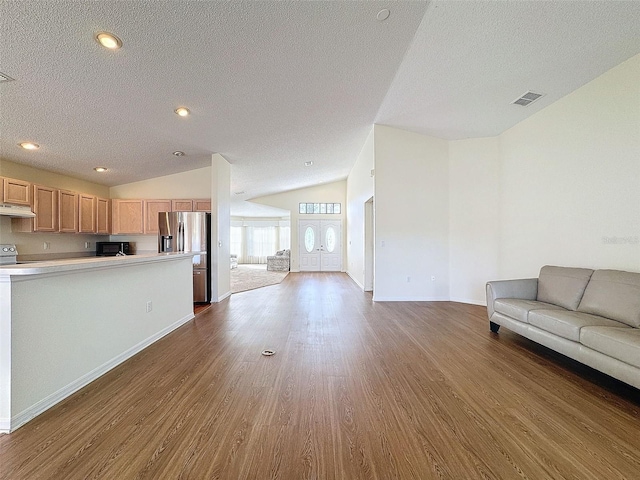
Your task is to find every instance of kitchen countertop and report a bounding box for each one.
[0,252,196,277]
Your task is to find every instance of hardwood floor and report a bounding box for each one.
[1,273,638,479]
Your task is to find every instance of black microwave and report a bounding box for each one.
[96,242,131,256]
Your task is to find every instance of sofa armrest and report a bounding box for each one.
[485,278,538,319]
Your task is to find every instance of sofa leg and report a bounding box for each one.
[489,321,500,333]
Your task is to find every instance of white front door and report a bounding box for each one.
[298,220,342,272]
[299,220,320,271]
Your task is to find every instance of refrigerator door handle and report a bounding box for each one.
[178,221,185,252]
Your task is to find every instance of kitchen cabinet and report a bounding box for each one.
[144,200,172,234]
[11,184,59,233]
[58,190,79,233]
[193,199,211,212]
[171,199,193,211]
[3,177,31,206]
[112,199,144,234]
[78,194,97,233]
[96,198,110,234]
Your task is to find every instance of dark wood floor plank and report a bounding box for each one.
[1,272,639,479]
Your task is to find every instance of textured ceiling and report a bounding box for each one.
[1,1,639,217]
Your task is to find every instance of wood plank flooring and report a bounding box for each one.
[1,272,638,479]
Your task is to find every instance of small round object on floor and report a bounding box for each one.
[261,349,275,356]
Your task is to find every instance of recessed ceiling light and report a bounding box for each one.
[174,107,190,117]
[19,142,39,150]
[376,9,390,21]
[304,161,313,167]
[96,32,122,50]
[93,167,108,172]
[172,151,185,157]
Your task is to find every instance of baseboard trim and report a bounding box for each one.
[449,297,486,306]
[346,271,364,290]
[372,296,450,302]
[9,312,195,433]
[0,417,9,434]
[217,291,232,302]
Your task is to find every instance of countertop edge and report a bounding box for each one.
[0,252,197,277]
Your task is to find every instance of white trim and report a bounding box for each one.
[346,270,364,290]
[372,296,450,302]
[8,312,194,433]
[0,417,10,434]
[217,291,232,302]
[449,297,486,306]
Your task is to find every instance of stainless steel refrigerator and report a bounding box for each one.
[158,211,211,303]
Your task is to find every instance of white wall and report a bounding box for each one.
[373,125,450,301]
[109,166,212,199]
[6,256,193,430]
[449,137,500,304]
[498,53,640,278]
[211,154,231,301]
[345,127,374,289]
[250,181,347,272]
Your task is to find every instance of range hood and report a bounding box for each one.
[0,204,36,218]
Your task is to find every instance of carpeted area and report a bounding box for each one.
[230,264,289,294]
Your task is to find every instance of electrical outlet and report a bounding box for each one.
[407,276,411,283]
[85,241,91,249]
[146,301,152,313]
[43,242,50,250]
[431,276,436,282]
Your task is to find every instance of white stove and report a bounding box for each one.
[0,244,18,266]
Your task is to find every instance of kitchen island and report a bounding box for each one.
[0,253,195,433]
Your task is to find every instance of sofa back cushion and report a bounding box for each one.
[537,266,594,310]
[577,270,640,327]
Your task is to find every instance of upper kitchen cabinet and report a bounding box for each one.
[111,199,144,235]
[193,199,211,212]
[3,177,31,206]
[78,194,97,234]
[12,184,58,233]
[58,190,79,233]
[96,198,110,234]
[171,199,193,212]
[144,200,172,234]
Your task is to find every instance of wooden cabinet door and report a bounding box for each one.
[171,199,193,212]
[3,177,31,206]
[144,200,171,234]
[112,199,144,234]
[58,190,79,233]
[193,199,211,212]
[96,198,110,234]
[34,185,58,232]
[78,194,97,233]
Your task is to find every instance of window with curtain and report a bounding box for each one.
[279,225,291,250]
[230,226,243,262]
[246,226,277,264]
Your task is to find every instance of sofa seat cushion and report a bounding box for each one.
[537,266,594,311]
[494,299,564,323]
[580,326,640,369]
[577,269,640,328]
[528,309,629,342]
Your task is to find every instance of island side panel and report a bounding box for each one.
[9,256,194,429]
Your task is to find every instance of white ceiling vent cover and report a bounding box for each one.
[512,91,544,107]
[0,72,15,83]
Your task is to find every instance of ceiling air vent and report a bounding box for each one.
[0,72,15,83]
[512,91,544,107]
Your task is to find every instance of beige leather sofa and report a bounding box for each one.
[486,266,640,389]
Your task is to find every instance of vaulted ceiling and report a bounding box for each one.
[1,1,639,216]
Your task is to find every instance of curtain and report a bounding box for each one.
[245,226,277,264]
[230,226,244,263]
